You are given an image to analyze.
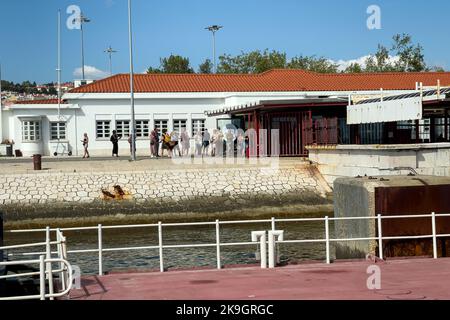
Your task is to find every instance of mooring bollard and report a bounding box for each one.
[33,154,42,171]
[251,231,267,269]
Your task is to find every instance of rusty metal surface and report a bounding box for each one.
[375,185,450,236]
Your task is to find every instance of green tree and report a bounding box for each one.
[344,62,363,73]
[287,55,339,73]
[217,50,287,74]
[198,59,213,74]
[147,55,194,74]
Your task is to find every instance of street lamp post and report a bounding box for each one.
[79,12,91,81]
[104,46,118,76]
[205,25,223,73]
[128,0,136,161]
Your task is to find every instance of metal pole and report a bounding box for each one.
[80,19,85,81]
[39,255,46,300]
[432,212,438,259]
[109,52,113,76]
[98,224,103,276]
[158,222,164,272]
[271,217,276,231]
[128,0,136,161]
[377,214,383,260]
[216,220,221,270]
[57,10,61,120]
[45,227,54,300]
[325,216,330,264]
[212,31,216,73]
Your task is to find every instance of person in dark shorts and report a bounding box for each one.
[110,130,122,157]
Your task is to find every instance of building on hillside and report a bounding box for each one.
[1,69,450,157]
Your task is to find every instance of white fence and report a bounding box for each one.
[3,212,450,280]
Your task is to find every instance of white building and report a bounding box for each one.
[1,69,450,157]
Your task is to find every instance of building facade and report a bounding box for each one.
[1,69,450,157]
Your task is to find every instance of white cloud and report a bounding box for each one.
[73,66,109,80]
[329,55,400,71]
[105,0,115,8]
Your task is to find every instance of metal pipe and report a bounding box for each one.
[128,0,136,161]
[377,214,383,260]
[45,227,54,300]
[216,220,221,270]
[39,255,45,300]
[158,222,164,272]
[98,224,103,276]
[325,216,330,264]
[432,212,438,259]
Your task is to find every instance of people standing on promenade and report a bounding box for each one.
[180,129,190,156]
[202,129,211,156]
[194,131,203,156]
[161,130,172,157]
[81,133,90,159]
[171,131,181,157]
[110,130,121,157]
[237,131,245,158]
[211,129,219,157]
[150,127,160,158]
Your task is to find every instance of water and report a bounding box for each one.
[4,219,336,275]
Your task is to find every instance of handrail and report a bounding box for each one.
[0,257,73,301]
[3,212,450,277]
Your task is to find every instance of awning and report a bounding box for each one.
[347,88,450,125]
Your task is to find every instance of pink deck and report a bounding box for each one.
[69,258,450,300]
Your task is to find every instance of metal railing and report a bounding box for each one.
[0,228,73,300]
[4,212,450,277]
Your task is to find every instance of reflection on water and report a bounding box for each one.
[4,220,336,275]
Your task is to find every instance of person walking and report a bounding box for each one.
[202,129,211,156]
[110,130,121,157]
[161,130,172,158]
[150,127,160,158]
[180,129,190,156]
[194,131,203,156]
[171,131,181,157]
[81,133,90,159]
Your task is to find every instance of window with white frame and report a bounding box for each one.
[50,122,66,141]
[192,119,206,135]
[116,120,130,138]
[96,120,111,139]
[173,119,187,133]
[154,120,168,133]
[135,120,150,138]
[22,120,41,142]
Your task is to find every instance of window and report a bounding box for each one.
[136,120,150,138]
[50,122,66,141]
[96,120,111,139]
[154,120,168,133]
[116,120,130,138]
[192,119,205,135]
[173,120,187,133]
[22,120,41,142]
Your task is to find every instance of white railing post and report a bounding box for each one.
[268,230,284,269]
[325,216,330,264]
[271,217,276,231]
[158,222,164,272]
[56,229,66,291]
[432,212,438,259]
[98,224,103,276]
[377,214,383,260]
[39,255,46,300]
[216,220,221,270]
[45,227,54,300]
[251,231,267,269]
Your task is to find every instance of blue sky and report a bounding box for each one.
[1,0,450,83]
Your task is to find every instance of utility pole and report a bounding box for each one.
[128,0,136,161]
[78,12,91,81]
[205,25,223,73]
[104,46,118,76]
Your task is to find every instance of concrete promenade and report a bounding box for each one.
[69,258,450,300]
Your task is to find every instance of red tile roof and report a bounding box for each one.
[13,99,66,105]
[68,69,450,94]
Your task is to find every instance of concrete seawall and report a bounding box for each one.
[0,160,333,226]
